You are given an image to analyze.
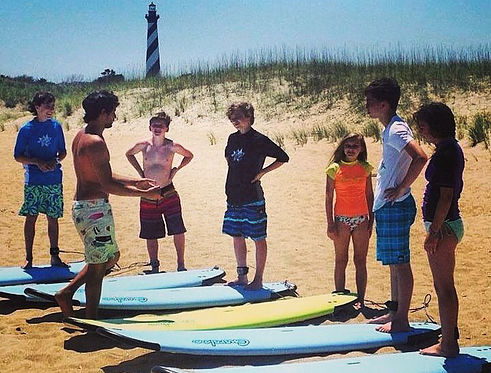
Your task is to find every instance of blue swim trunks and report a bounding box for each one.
[375,195,416,265]
[19,184,63,218]
[222,200,267,241]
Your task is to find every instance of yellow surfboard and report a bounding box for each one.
[66,293,356,331]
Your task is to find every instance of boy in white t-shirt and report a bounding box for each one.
[364,78,427,333]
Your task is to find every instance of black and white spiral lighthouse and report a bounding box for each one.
[145,2,161,77]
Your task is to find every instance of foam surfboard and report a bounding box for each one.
[151,346,491,373]
[1,267,225,302]
[0,261,86,286]
[28,281,296,310]
[97,322,441,356]
[66,293,357,331]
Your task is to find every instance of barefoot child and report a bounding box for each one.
[414,103,464,357]
[223,102,289,290]
[54,91,161,319]
[14,91,67,268]
[364,78,427,332]
[126,112,193,273]
[325,133,374,306]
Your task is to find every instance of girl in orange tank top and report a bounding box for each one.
[325,133,374,307]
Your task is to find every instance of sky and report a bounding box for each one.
[0,0,489,82]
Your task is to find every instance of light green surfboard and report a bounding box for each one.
[66,293,356,331]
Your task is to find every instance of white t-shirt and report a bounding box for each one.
[373,115,414,211]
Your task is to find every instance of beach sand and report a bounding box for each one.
[0,111,490,372]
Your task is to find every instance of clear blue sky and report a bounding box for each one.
[0,0,489,82]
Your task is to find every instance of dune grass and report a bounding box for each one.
[1,44,490,144]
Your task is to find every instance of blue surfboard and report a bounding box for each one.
[0,267,225,302]
[0,261,86,286]
[98,322,440,355]
[27,281,296,310]
[151,346,491,373]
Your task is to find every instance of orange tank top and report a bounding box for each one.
[326,160,373,216]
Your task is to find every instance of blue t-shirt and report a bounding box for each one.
[14,118,66,185]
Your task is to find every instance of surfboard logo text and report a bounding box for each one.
[101,296,148,304]
[192,339,250,347]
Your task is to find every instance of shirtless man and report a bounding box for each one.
[55,90,161,319]
[126,112,193,273]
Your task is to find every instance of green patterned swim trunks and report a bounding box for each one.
[19,184,63,218]
[72,199,119,264]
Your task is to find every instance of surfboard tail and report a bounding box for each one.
[97,327,160,351]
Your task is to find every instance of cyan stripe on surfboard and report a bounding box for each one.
[0,261,86,286]
[98,322,440,355]
[27,281,296,310]
[151,346,491,373]
[1,267,225,302]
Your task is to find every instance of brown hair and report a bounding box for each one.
[413,102,456,139]
[329,133,368,164]
[364,77,401,111]
[150,111,171,127]
[226,102,255,125]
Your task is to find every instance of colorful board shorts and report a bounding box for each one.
[139,183,186,239]
[424,218,464,243]
[19,184,63,218]
[375,194,416,265]
[222,200,267,241]
[72,199,119,265]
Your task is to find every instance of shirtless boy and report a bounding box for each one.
[126,112,193,273]
[55,90,161,319]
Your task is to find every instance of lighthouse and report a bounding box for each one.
[145,2,160,77]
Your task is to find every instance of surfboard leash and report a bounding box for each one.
[105,261,149,277]
[409,293,437,324]
[365,293,436,323]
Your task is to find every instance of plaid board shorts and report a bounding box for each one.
[139,184,186,239]
[19,184,63,218]
[375,194,416,265]
[222,200,267,241]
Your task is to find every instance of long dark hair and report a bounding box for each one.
[329,133,368,164]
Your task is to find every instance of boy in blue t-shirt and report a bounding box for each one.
[14,91,67,268]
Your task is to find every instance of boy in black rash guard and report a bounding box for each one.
[222,102,289,290]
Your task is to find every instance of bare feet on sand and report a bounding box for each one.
[54,291,74,318]
[376,318,411,333]
[420,341,459,357]
[368,313,392,324]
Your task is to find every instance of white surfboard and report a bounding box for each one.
[98,322,440,355]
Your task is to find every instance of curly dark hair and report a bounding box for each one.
[82,90,119,123]
[27,91,55,115]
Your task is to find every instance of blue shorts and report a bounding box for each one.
[222,200,267,241]
[19,184,64,219]
[375,195,416,265]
